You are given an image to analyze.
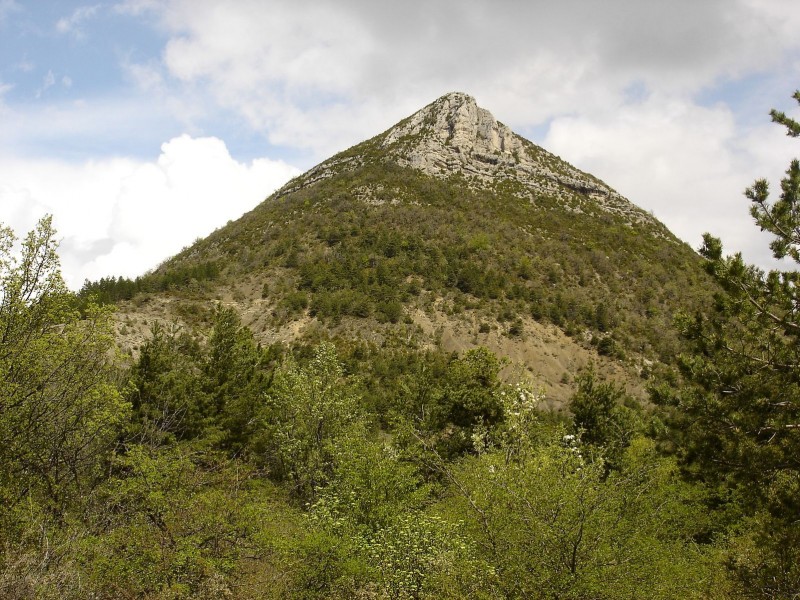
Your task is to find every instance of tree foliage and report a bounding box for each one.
[0,217,128,515]
[256,343,364,503]
[671,89,800,597]
[430,389,727,599]
[569,370,641,468]
[129,322,207,443]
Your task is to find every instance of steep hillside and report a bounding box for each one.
[103,92,715,402]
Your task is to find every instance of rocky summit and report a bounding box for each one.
[284,92,659,229]
[384,92,604,192]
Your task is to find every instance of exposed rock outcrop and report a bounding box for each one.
[278,92,662,230]
[383,93,602,192]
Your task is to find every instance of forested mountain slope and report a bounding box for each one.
[98,92,715,402]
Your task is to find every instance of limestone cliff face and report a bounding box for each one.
[382,92,522,172]
[278,92,660,229]
[381,93,602,193]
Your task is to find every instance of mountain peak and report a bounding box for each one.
[382,91,518,162]
[379,93,630,208]
[277,92,660,230]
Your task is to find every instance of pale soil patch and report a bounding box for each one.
[111,296,187,360]
[112,286,647,411]
[410,303,646,409]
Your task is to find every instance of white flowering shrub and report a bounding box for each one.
[495,382,545,461]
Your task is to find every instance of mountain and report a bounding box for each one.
[106,92,714,403]
[289,92,660,229]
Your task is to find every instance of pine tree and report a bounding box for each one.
[674,90,800,597]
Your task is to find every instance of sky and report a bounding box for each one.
[1,0,799,289]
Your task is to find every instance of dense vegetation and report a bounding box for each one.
[93,123,715,368]
[78,260,221,306]
[2,91,799,598]
[0,242,729,597]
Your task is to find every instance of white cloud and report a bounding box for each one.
[0,136,299,289]
[123,60,163,92]
[544,95,799,269]
[36,69,55,97]
[113,0,161,17]
[131,0,800,162]
[15,57,34,72]
[0,82,10,127]
[56,4,101,38]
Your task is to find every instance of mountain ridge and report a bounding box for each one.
[277,92,665,232]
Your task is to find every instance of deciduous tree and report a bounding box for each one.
[0,217,128,515]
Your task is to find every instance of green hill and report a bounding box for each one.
[97,92,714,403]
